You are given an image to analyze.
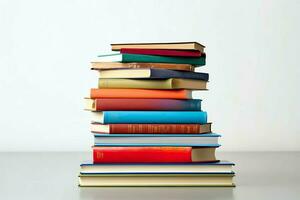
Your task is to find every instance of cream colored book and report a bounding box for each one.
[78,173,235,187]
[91,62,194,71]
[111,42,205,52]
[98,78,207,90]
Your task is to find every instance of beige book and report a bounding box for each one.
[91,62,194,71]
[98,78,207,90]
[111,42,205,52]
[78,174,235,187]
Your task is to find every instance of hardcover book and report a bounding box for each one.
[93,146,217,163]
[98,68,209,80]
[95,53,205,65]
[98,78,207,90]
[84,98,201,111]
[91,62,194,71]
[90,123,212,134]
[91,111,207,124]
[90,88,193,99]
[120,48,204,57]
[80,161,235,174]
[93,133,220,146]
[111,42,205,52]
[78,173,235,187]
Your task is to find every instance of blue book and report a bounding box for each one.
[94,133,220,146]
[91,111,207,124]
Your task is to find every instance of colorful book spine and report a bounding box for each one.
[91,123,212,134]
[121,53,206,65]
[90,89,192,99]
[87,99,201,111]
[93,147,194,163]
[120,48,204,57]
[92,111,207,124]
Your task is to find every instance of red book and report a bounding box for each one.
[84,98,201,111]
[91,123,212,134]
[93,147,217,163]
[90,89,192,99]
[120,48,205,57]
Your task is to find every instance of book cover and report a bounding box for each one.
[90,89,192,99]
[93,146,217,163]
[98,68,209,81]
[96,53,206,65]
[111,41,205,52]
[98,78,207,90]
[85,99,201,111]
[91,123,212,134]
[120,48,204,57]
[93,133,220,146]
[91,62,194,71]
[91,111,207,124]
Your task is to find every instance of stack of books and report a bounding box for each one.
[79,42,235,187]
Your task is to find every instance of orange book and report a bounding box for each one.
[90,89,192,99]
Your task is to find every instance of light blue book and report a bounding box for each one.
[91,111,207,124]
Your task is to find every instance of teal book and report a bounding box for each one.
[96,53,206,66]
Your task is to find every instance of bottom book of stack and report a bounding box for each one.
[79,161,235,187]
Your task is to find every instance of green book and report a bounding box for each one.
[95,53,205,65]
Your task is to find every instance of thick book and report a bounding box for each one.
[91,62,194,71]
[90,89,192,99]
[91,123,212,134]
[111,42,205,52]
[91,111,207,124]
[98,68,209,81]
[96,53,205,65]
[85,98,201,111]
[98,78,207,90]
[78,173,235,187]
[93,133,220,146]
[93,146,217,163]
[120,48,204,57]
[80,161,235,174]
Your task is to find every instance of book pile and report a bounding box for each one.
[79,42,235,187]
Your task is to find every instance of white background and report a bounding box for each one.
[0,0,299,151]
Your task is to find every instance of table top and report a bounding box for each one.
[0,152,299,200]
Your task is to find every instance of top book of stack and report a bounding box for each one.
[111,42,205,52]
[91,42,206,72]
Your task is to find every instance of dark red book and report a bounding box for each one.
[120,48,205,57]
[91,123,212,134]
[93,147,217,163]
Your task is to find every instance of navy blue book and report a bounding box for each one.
[99,68,209,81]
[93,133,220,146]
[80,161,235,174]
[91,111,207,124]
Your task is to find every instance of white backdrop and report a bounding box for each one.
[0,0,299,151]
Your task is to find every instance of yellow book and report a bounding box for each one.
[98,78,207,90]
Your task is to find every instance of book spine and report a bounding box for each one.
[103,111,207,124]
[94,99,201,111]
[120,48,202,57]
[90,89,191,99]
[93,147,192,163]
[98,79,172,89]
[122,53,206,65]
[109,124,203,133]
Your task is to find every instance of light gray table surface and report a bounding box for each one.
[0,152,299,200]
